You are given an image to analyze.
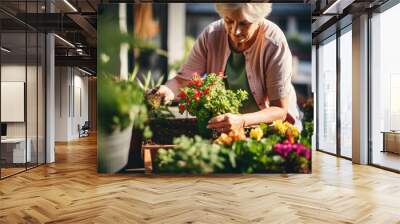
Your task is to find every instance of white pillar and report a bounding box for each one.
[312,45,317,151]
[46,33,55,163]
[352,14,369,164]
[168,3,185,65]
[287,16,297,36]
[119,3,129,80]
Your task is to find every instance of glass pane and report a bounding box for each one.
[27,30,38,169]
[1,27,27,177]
[317,37,337,154]
[38,32,45,165]
[339,29,352,158]
[371,3,400,171]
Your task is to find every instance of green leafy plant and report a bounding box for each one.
[155,135,236,174]
[98,75,150,137]
[299,98,314,149]
[129,65,174,120]
[178,73,248,136]
[155,121,312,174]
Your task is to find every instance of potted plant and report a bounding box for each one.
[97,75,150,173]
[177,72,248,137]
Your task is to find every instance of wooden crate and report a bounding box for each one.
[141,144,175,174]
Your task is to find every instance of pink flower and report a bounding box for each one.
[302,148,311,160]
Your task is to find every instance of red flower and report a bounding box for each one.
[203,88,210,95]
[194,79,202,87]
[178,91,187,99]
[194,90,202,101]
[178,104,185,113]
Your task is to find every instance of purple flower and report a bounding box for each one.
[302,148,311,160]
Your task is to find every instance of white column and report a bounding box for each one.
[168,3,185,65]
[287,16,297,36]
[352,14,369,164]
[46,33,55,163]
[119,3,129,80]
[312,45,317,151]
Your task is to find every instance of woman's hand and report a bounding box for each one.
[147,85,175,105]
[207,113,245,133]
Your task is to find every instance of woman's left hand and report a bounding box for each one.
[207,113,245,133]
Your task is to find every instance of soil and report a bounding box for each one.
[148,118,201,145]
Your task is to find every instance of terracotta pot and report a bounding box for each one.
[98,124,133,173]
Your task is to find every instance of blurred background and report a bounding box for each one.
[98,3,311,107]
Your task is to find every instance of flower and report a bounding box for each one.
[302,148,311,160]
[214,133,233,145]
[194,90,202,101]
[249,127,263,141]
[178,103,185,113]
[203,88,210,95]
[178,91,187,99]
[194,79,202,87]
[228,129,246,141]
[274,141,311,161]
[273,120,286,135]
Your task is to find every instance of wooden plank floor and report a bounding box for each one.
[1,134,400,224]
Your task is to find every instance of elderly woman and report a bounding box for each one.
[156,3,300,133]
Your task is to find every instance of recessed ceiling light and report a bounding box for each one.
[54,34,75,48]
[63,0,78,12]
[78,67,93,76]
[1,47,11,53]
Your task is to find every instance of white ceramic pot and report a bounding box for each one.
[98,124,133,173]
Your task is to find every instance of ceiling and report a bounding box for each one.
[1,0,394,74]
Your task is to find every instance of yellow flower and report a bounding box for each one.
[273,120,286,135]
[289,126,299,138]
[214,133,233,145]
[250,127,263,141]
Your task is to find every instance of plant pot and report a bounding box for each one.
[148,118,199,144]
[98,124,133,173]
[196,116,212,138]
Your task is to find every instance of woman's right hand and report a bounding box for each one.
[148,85,175,105]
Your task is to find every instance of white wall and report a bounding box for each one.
[55,67,89,141]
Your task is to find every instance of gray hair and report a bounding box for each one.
[215,3,272,23]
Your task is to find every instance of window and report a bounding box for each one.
[370,3,400,171]
[317,36,337,154]
[339,27,352,158]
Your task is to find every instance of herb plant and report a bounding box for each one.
[178,73,248,136]
[98,75,150,137]
[155,135,236,174]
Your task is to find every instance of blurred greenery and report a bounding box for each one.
[98,75,150,137]
[155,135,236,174]
[286,33,311,58]
[98,5,168,137]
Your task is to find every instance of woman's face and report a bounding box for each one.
[223,9,260,52]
